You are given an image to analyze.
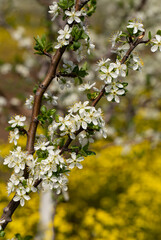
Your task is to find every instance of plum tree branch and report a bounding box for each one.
[0,0,90,230]
[60,33,150,152]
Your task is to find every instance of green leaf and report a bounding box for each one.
[156,30,161,36]
[86,0,97,16]
[122,82,128,87]
[34,35,53,55]
[5,126,14,131]
[72,42,81,51]
[80,149,88,157]
[15,233,22,240]
[24,235,33,240]
[49,109,56,116]
[33,85,38,93]
[71,146,80,150]
[74,77,83,85]
[148,31,152,40]
[86,150,96,156]
[87,92,99,100]
[127,27,134,36]
[40,105,47,114]
[58,0,74,10]
[55,114,60,122]
[81,31,89,40]
[0,231,5,237]
[82,61,88,71]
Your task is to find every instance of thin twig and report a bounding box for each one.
[60,33,150,152]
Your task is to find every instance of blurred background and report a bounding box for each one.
[0,0,161,239]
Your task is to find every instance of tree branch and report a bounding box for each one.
[136,0,148,11]
[59,33,150,152]
[0,0,91,230]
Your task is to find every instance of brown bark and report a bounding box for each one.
[0,0,90,230]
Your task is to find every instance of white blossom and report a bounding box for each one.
[9,128,19,145]
[112,59,127,77]
[85,38,95,55]
[111,31,122,48]
[58,25,72,41]
[55,38,69,49]
[3,147,26,173]
[0,219,5,230]
[25,95,34,109]
[78,82,96,91]
[63,60,76,73]
[96,58,110,71]
[100,64,118,83]
[8,115,26,128]
[75,113,88,130]
[132,55,143,70]
[53,175,68,194]
[13,187,30,206]
[42,175,58,190]
[106,87,125,103]
[7,173,24,195]
[26,178,37,193]
[78,132,94,147]
[151,35,161,52]
[44,92,58,105]
[68,101,90,115]
[48,1,60,21]
[65,7,82,24]
[127,21,145,34]
[34,141,50,151]
[67,152,84,169]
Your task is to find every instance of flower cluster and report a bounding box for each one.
[99,59,127,84]
[8,115,26,146]
[49,101,107,140]
[54,6,86,49]
[2,0,161,219]
[6,102,106,206]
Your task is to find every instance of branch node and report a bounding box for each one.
[39,84,47,90]
[33,117,39,123]
[3,207,10,214]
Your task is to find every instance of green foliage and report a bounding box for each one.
[86,0,97,16]
[36,149,48,161]
[58,0,74,10]
[148,31,152,40]
[87,92,99,100]
[70,26,89,51]
[0,231,5,237]
[14,233,33,240]
[38,106,56,125]
[73,65,88,78]
[156,30,161,36]
[70,41,81,51]
[34,35,53,55]
[71,26,88,41]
